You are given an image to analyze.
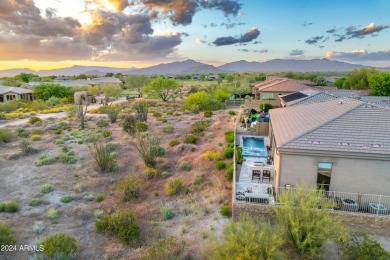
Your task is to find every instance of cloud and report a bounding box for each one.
[94,0,129,11]
[253,41,261,44]
[333,23,390,42]
[290,49,305,56]
[253,49,268,53]
[326,28,336,33]
[213,27,260,46]
[196,38,206,44]
[220,22,246,29]
[302,21,313,27]
[239,49,249,52]
[324,49,390,62]
[305,36,324,45]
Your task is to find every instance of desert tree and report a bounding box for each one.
[101,83,122,106]
[129,132,164,167]
[124,75,150,98]
[143,77,179,101]
[132,100,149,122]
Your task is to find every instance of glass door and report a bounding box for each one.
[317,162,332,191]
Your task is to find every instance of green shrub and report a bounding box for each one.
[96,193,105,202]
[224,147,234,158]
[160,204,174,220]
[129,132,164,167]
[32,129,45,135]
[0,221,16,247]
[144,236,183,260]
[204,111,213,117]
[225,163,234,181]
[180,162,192,171]
[0,129,15,143]
[183,91,224,111]
[206,216,285,260]
[40,184,55,193]
[94,209,104,219]
[152,112,162,118]
[183,134,198,144]
[96,117,109,127]
[53,129,62,135]
[235,147,243,164]
[45,96,61,107]
[228,110,236,115]
[103,105,122,123]
[0,203,5,212]
[204,150,222,161]
[163,126,174,134]
[38,233,77,259]
[87,138,116,173]
[168,139,179,147]
[95,209,141,245]
[224,130,234,143]
[115,175,143,201]
[5,202,19,212]
[135,122,148,132]
[35,156,56,166]
[60,195,73,203]
[160,118,168,123]
[102,130,112,138]
[340,232,390,260]
[120,114,137,135]
[145,167,158,179]
[29,116,42,124]
[190,120,209,133]
[30,134,41,141]
[193,174,202,185]
[260,102,272,111]
[20,139,33,155]
[18,131,29,138]
[220,204,231,217]
[215,161,226,170]
[46,208,58,220]
[164,177,184,195]
[29,198,44,206]
[161,172,170,179]
[166,111,174,115]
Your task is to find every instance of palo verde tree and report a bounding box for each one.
[143,77,179,101]
[101,83,122,106]
[369,72,390,96]
[124,75,150,97]
[33,83,71,101]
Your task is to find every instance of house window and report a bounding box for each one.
[6,95,16,101]
[317,162,332,191]
[262,93,273,100]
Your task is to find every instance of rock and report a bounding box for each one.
[174,144,197,154]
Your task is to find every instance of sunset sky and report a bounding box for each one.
[1,0,390,70]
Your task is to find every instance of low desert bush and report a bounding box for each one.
[102,130,112,138]
[93,209,104,219]
[87,138,116,173]
[30,134,41,141]
[144,167,158,179]
[103,105,122,123]
[169,139,180,147]
[215,161,226,170]
[220,204,231,217]
[20,139,33,155]
[204,150,222,161]
[129,132,164,167]
[46,208,58,220]
[95,209,141,245]
[160,204,174,220]
[183,134,198,144]
[5,202,19,212]
[60,195,73,203]
[340,232,390,260]
[144,236,184,260]
[96,193,105,202]
[29,198,44,207]
[235,147,243,164]
[0,129,15,143]
[96,117,110,127]
[0,203,5,212]
[180,162,192,171]
[224,130,234,143]
[152,112,162,118]
[164,177,184,195]
[161,172,170,179]
[224,147,234,158]
[228,110,236,115]
[190,120,209,134]
[40,184,55,193]
[38,233,77,260]
[135,122,148,132]
[225,162,234,181]
[0,221,16,247]
[120,114,137,135]
[163,126,174,134]
[29,116,42,124]
[203,110,213,118]
[115,175,143,201]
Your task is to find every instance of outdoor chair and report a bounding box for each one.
[262,170,271,183]
[252,170,261,182]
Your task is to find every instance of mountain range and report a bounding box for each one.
[0,58,384,77]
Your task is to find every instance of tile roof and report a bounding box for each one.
[288,90,361,106]
[360,96,390,110]
[252,78,313,93]
[270,98,390,155]
[0,86,32,94]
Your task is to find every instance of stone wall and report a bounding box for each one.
[233,202,390,236]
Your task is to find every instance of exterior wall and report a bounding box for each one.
[3,92,22,103]
[255,122,269,136]
[246,99,280,109]
[232,203,390,236]
[278,153,390,196]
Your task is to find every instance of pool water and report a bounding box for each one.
[242,137,267,157]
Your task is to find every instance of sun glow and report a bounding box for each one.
[77,11,93,26]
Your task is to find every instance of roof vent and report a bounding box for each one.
[370,144,383,148]
[365,105,374,108]
[338,142,350,146]
[339,101,343,105]
[309,140,322,145]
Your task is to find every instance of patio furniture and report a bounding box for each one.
[368,202,389,215]
[341,198,359,212]
[262,170,271,183]
[252,170,261,182]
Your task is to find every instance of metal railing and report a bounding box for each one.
[277,187,390,216]
[225,100,245,107]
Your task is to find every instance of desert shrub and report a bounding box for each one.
[0,221,16,247]
[161,172,170,179]
[87,138,116,173]
[0,203,5,212]
[220,204,231,217]
[166,111,174,115]
[135,122,148,132]
[130,132,164,167]
[35,156,56,167]
[144,236,184,260]
[60,195,73,203]
[46,208,58,220]
[274,184,346,258]
[183,134,198,144]
[18,129,29,138]
[0,129,15,143]
[29,198,44,206]
[32,129,45,135]
[190,120,209,133]
[224,147,234,158]
[95,209,141,245]
[65,105,78,118]
[180,207,191,216]
[94,209,104,219]
[29,116,42,124]
[163,126,174,134]
[228,110,236,115]
[225,162,234,181]
[132,100,149,122]
[145,167,158,179]
[38,233,77,260]
[152,111,162,118]
[33,221,45,234]
[180,162,192,171]
[224,130,234,143]
[57,153,78,164]
[102,130,112,138]
[30,134,41,141]
[96,117,110,127]
[183,91,224,111]
[54,129,62,135]
[215,161,226,170]
[5,202,19,213]
[260,102,272,112]
[235,147,243,164]
[204,111,213,117]
[206,216,285,260]
[204,150,222,161]
[340,232,390,260]
[164,177,184,195]
[20,139,33,155]
[115,175,143,201]
[169,139,180,147]
[45,96,61,107]
[160,204,174,220]
[103,105,123,123]
[159,118,168,123]
[95,193,105,202]
[40,184,55,193]
[193,174,202,185]
[120,114,137,135]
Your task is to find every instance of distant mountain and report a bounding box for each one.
[0,68,36,77]
[218,58,367,72]
[128,59,223,75]
[37,65,135,76]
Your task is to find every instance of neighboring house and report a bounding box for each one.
[268,98,390,196]
[0,86,34,103]
[206,74,220,80]
[360,96,390,110]
[51,77,122,88]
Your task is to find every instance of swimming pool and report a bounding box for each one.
[242,137,267,157]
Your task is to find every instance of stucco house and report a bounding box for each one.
[0,86,34,103]
[268,98,390,196]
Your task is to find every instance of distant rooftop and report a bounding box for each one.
[0,85,32,94]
